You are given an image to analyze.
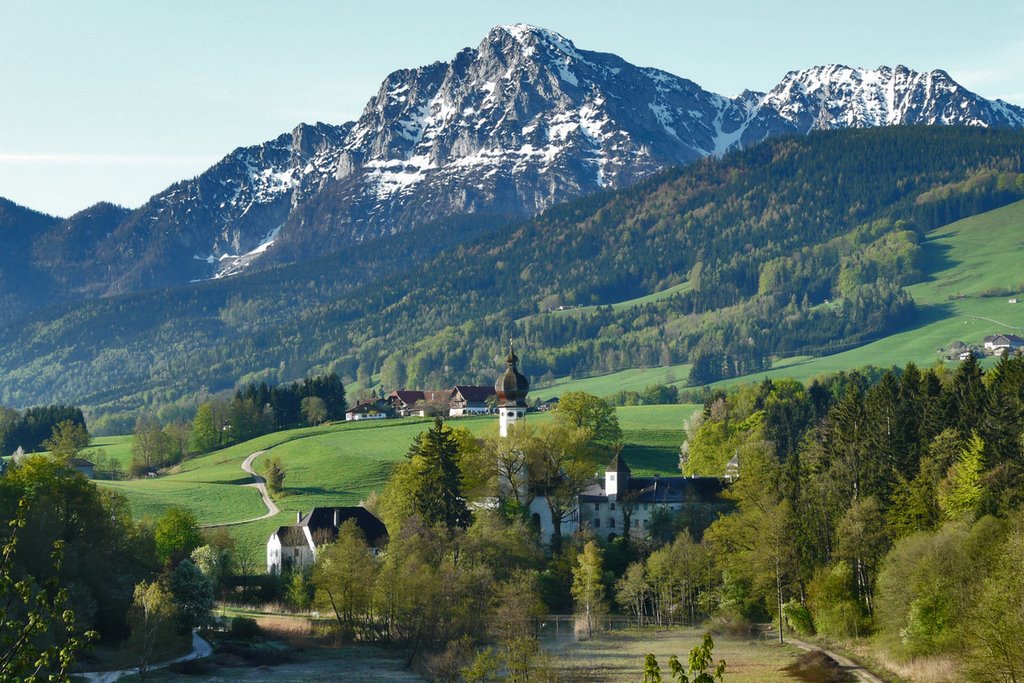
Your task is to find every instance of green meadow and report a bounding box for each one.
[80,435,134,470]
[549,627,806,683]
[92,404,692,557]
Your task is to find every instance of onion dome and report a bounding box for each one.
[495,341,530,407]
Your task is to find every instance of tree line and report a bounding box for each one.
[126,372,346,476]
[671,353,1024,679]
[0,404,86,455]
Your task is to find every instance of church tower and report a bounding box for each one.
[495,341,530,438]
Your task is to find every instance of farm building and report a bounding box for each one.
[267,506,388,574]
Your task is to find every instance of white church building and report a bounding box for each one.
[499,345,727,543]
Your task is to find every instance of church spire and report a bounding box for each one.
[495,339,529,437]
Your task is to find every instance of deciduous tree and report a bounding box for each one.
[571,540,606,639]
[0,498,97,680]
[554,391,622,447]
[313,520,378,640]
[154,507,203,566]
[42,419,91,461]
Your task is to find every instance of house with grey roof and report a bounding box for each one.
[266,506,388,574]
[983,333,1024,356]
[527,453,730,544]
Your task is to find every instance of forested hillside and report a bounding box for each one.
[1,127,1023,418]
[680,354,1024,679]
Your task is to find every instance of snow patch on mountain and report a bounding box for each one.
[107,26,1024,288]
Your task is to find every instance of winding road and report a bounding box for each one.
[200,450,280,529]
[80,631,212,682]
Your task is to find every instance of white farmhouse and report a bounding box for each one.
[267,506,388,574]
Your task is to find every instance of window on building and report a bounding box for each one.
[595,503,601,511]
[609,518,615,528]
[595,518,601,528]
[610,503,616,511]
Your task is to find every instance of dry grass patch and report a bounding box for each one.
[548,627,805,683]
[875,650,961,683]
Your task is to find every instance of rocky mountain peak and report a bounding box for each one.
[6,27,1023,299]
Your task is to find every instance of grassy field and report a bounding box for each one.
[531,355,823,401]
[533,365,692,400]
[548,627,805,682]
[616,405,699,475]
[100,479,267,524]
[80,435,134,470]
[518,281,692,324]
[91,403,692,558]
[94,420,417,533]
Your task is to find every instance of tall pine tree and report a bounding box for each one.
[408,417,472,533]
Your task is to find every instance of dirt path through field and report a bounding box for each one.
[785,634,885,683]
[200,450,280,528]
[80,631,212,682]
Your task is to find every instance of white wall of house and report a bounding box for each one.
[346,412,389,421]
[450,406,491,417]
[528,496,579,543]
[266,528,316,574]
[266,534,283,574]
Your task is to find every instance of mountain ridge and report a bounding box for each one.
[2,24,1024,318]
[3,126,1023,418]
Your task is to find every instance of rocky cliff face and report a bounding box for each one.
[4,25,1023,300]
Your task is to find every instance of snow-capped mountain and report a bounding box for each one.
[4,24,1024,296]
[741,64,1024,135]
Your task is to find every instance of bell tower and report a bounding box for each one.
[495,340,530,438]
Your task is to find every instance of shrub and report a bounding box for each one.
[229,617,262,641]
[783,600,816,637]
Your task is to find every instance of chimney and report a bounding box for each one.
[333,508,340,527]
[296,510,301,524]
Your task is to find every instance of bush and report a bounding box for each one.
[229,617,262,641]
[807,562,869,638]
[783,600,816,637]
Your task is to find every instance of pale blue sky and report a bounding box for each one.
[2,0,1021,216]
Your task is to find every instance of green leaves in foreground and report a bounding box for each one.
[643,634,726,683]
[0,498,97,681]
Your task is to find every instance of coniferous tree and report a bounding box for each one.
[952,351,987,438]
[409,417,471,533]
